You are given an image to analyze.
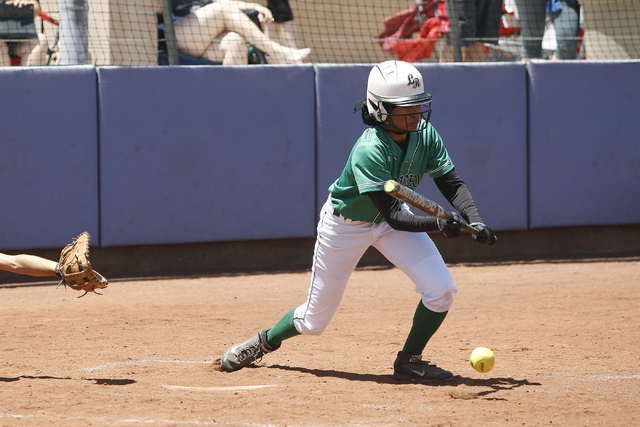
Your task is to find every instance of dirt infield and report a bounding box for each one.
[1,257,639,426]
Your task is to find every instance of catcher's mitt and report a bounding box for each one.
[56,232,108,297]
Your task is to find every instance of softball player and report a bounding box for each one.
[221,60,496,382]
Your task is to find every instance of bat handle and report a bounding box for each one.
[441,211,481,237]
[461,222,498,245]
[461,222,481,236]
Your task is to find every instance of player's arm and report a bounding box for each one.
[433,168,483,224]
[434,168,496,244]
[0,252,57,276]
[367,191,440,232]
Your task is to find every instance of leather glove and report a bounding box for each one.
[469,222,497,246]
[437,212,462,238]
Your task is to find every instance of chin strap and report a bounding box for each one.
[383,123,408,135]
[382,114,429,135]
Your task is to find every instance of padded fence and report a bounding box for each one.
[0,65,99,251]
[0,61,639,251]
[1,0,639,66]
[97,65,316,247]
[315,62,528,232]
[527,60,640,228]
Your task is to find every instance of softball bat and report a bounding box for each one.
[383,180,481,236]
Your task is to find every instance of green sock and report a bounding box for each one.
[266,308,300,346]
[402,301,448,354]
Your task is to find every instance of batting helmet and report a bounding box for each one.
[365,60,432,124]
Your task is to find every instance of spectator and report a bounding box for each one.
[375,0,445,63]
[513,0,581,60]
[0,0,47,66]
[159,0,310,65]
[440,0,503,62]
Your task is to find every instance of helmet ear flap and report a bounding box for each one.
[367,98,388,122]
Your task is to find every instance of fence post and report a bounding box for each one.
[161,0,179,65]
[447,0,463,62]
[58,0,89,64]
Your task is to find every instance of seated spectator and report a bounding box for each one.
[376,0,445,63]
[158,0,310,65]
[0,0,47,66]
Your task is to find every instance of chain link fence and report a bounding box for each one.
[1,0,638,66]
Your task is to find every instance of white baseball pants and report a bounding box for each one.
[293,197,457,336]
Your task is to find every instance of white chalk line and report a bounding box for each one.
[542,373,640,380]
[162,384,277,391]
[80,359,215,373]
[0,414,262,426]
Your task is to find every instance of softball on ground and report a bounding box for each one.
[470,347,495,373]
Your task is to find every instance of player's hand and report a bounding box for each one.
[469,222,497,246]
[437,212,462,238]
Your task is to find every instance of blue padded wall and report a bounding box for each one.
[315,65,372,210]
[315,63,528,231]
[97,65,316,247]
[528,60,640,228]
[0,66,99,250]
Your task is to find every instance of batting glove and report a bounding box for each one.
[437,212,462,238]
[469,222,497,246]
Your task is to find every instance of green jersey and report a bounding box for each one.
[329,120,453,223]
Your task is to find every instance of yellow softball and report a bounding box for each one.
[470,347,495,373]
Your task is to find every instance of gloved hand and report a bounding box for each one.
[437,212,462,238]
[469,222,497,246]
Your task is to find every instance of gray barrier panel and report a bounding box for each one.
[315,63,528,231]
[0,66,99,250]
[528,60,640,228]
[98,66,316,247]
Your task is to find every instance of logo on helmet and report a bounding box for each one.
[407,74,420,88]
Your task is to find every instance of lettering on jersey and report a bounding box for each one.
[407,74,420,89]
[396,174,420,189]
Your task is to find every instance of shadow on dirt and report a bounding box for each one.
[267,364,540,395]
[0,375,136,386]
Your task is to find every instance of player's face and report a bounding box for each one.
[387,105,424,132]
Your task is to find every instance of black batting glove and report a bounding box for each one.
[437,212,462,238]
[469,222,497,246]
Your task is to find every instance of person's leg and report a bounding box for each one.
[375,229,456,316]
[18,33,48,66]
[550,0,580,59]
[462,42,486,62]
[264,21,299,49]
[265,0,298,49]
[0,41,11,66]
[201,39,225,63]
[221,200,374,372]
[0,253,58,276]
[514,0,547,58]
[442,0,476,62]
[174,2,309,64]
[374,227,456,381]
[292,209,374,336]
[470,0,503,61]
[218,32,248,65]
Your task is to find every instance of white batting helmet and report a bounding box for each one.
[366,60,432,123]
